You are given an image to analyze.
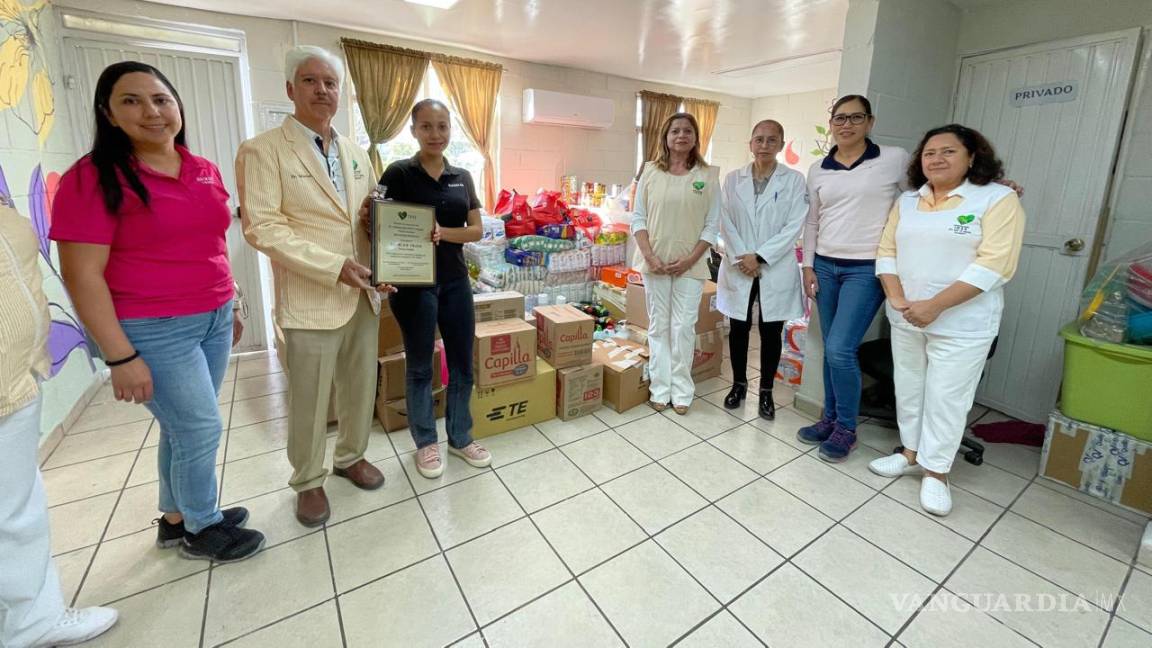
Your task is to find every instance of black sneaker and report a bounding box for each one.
[155,507,250,549]
[180,523,265,563]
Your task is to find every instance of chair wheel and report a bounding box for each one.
[964,450,983,466]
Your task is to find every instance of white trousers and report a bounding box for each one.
[891,326,995,473]
[0,395,65,648]
[643,274,704,407]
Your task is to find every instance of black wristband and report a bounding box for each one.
[105,351,140,367]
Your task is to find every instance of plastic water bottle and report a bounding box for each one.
[538,293,551,307]
[556,295,567,305]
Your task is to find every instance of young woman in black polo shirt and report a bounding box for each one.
[379,99,492,478]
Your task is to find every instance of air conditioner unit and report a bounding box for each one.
[522,89,615,129]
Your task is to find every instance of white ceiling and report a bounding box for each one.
[147,0,849,98]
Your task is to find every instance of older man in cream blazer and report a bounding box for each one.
[237,45,388,527]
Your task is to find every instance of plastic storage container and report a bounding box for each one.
[1060,323,1152,441]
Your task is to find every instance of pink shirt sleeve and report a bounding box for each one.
[49,161,118,245]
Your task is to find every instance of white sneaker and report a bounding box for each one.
[32,607,118,647]
[415,444,444,479]
[920,476,952,516]
[868,453,923,478]
[448,442,492,468]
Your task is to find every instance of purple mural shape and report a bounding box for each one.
[0,161,96,377]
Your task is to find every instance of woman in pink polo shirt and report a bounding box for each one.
[51,61,264,563]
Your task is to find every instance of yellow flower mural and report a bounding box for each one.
[0,0,53,147]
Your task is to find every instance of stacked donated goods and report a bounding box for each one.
[468,292,604,436]
[1039,242,1152,515]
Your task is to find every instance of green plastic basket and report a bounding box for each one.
[1060,323,1152,441]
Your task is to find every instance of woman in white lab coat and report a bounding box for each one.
[717,120,807,420]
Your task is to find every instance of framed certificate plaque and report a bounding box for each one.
[370,199,437,287]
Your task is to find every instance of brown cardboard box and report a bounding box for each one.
[1040,410,1152,515]
[474,291,525,322]
[692,329,723,381]
[623,325,722,382]
[471,358,556,438]
[625,280,723,333]
[592,339,650,413]
[534,305,595,369]
[557,364,603,421]
[376,387,447,432]
[377,348,442,402]
[474,318,537,387]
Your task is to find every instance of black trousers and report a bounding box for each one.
[728,277,784,390]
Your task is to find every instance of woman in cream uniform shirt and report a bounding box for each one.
[868,124,1024,517]
[717,120,807,421]
[632,112,721,414]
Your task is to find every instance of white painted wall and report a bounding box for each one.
[750,88,839,175]
[958,0,1152,261]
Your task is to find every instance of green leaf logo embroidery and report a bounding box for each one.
[692,181,706,191]
[957,214,975,225]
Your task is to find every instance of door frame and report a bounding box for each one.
[948,28,1144,419]
[54,7,270,352]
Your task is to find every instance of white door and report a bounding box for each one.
[61,37,267,352]
[952,29,1140,422]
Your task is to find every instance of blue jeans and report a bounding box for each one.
[120,302,232,533]
[813,255,885,431]
[389,277,474,449]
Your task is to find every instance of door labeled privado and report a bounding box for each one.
[62,37,267,353]
[952,28,1140,421]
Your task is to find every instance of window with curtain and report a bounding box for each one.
[634,94,715,171]
[350,66,489,190]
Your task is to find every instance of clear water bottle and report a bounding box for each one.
[556,295,567,305]
[538,293,551,307]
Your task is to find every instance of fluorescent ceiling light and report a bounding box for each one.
[716,49,842,78]
[404,0,460,8]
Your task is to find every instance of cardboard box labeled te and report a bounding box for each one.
[471,358,556,438]
[534,304,595,369]
[557,364,603,421]
[474,318,537,387]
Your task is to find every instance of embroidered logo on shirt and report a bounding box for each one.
[448,183,465,188]
[352,159,364,180]
[950,214,978,236]
[692,181,706,194]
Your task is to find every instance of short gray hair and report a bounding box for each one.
[284,46,344,86]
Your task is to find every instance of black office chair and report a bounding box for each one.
[857,336,998,466]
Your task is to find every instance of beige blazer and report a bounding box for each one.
[0,205,50,417]
[237,120,380,330]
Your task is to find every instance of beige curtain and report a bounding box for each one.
[638,90,683,176]
[341,39,429,176]
[431,53,503,209]
[684,98,720,157]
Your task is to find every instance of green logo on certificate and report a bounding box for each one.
[957,214,975,224]
[398,211,408,220]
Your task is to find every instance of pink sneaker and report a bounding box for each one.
[449,442,492,468]
[415,444,444,479]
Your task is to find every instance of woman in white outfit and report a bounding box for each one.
[632,112,721,414]
[716,120,807,421]
[0,205,118,648]
[868,124,1025,516]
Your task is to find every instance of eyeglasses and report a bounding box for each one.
[830,112,869,126]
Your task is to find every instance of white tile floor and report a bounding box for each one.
[39,344,1152,648]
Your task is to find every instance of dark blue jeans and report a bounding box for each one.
[813,255,885,431]
[389,277,475,449]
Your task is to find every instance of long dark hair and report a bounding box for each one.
[907,123,1004,188]
[653,112,706,172]
[88,61,187,214]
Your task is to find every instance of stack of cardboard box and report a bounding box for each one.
[623,278,725,384]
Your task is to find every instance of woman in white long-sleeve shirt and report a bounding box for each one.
[631,112,721,414]
[868,124,1025,517]
[716,120,807,420]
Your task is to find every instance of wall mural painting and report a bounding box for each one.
[1,0,54,145]
[0,162,94,377]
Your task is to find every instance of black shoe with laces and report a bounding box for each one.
[759,390,776,421]
[155,507,250,549]
[723,382,747,409]
[180,523,265,563]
